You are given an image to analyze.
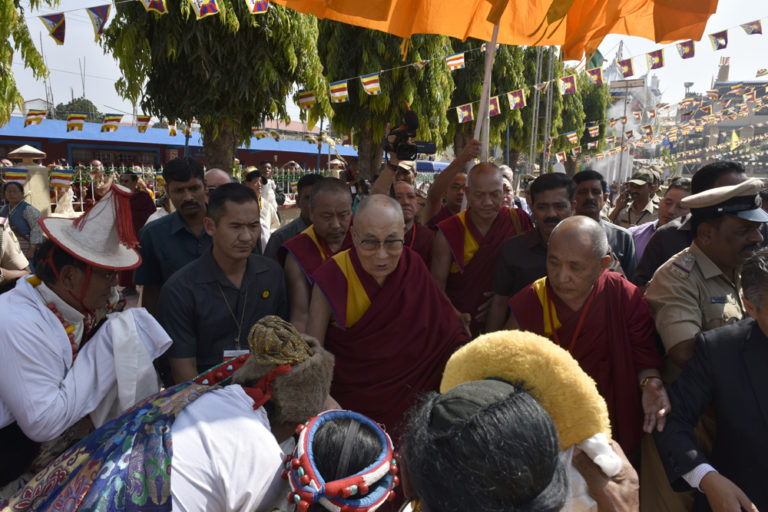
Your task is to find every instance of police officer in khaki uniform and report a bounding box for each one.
[611,169,660,228]
[641,177,768,512]
[0,216,31,292]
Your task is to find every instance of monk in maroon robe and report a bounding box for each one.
[118,170,157,289]
[307,195,468,438]
[432,163,533,337]
[279,178,353,332]
[505,216,667,454]
[394,181,433,266]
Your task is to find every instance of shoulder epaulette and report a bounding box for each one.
[0,217,7,227]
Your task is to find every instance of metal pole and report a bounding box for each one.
[473,23,500,162]
[527,47,544,175]
[541,47,555,172]
[316,118,324,171]
[617,82,629,182]
[506,122,510,166]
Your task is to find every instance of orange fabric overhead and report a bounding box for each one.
[271,0,719,59]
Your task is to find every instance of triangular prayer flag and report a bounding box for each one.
[647,49,664,70]
[609,118,619,128]
[730,83,744,95]
[625,129,634,140]
[709,30,728,51]
[298,91,316,110]
[757,69,768,78]
[39,14,65,45]
[648,109,656,119]
[676,40,695,59]
[632,111,642,120]
[488,96,501,117]
[138,0,167,14]
[446,53,465,71]
[86,5,110,41]
[507,90,526,110]
[621,116,627,124]
[618,58,634,78]
[67,113,87,132]
[168,122,177,136]
[572,146,581,156]
[303,133,317,144]
[4,168,28,184]
[586,67,603,85]
[189,0,219,19]
[270,130,280,141]
[252,128,268,139]
[744,91,757,103]
[565,131,579,144]
[245,0,269,14]
[50,169,74,188]
[481,43,500,52]
[730,130,740,150]
[24,110,46,126]
[412,60,428,70]
[560,75,576,95]
[101,114,122,132]
[742,20,762,35]
[587,141,598,149]
[330,80,349,103]
[642,125,653,137]
[706,89,720,99]
[555,152,566,163]
[136,115,151,133]
[588,124,599,137]
[457,104,473,123]
[360,73,382,96]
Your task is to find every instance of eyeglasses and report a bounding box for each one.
[357,238,405,253]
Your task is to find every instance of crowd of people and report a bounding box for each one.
[0,140,767,512]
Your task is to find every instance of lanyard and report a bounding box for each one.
[628,207,649,226]
[546,284,597,353]
[217,282,248,350]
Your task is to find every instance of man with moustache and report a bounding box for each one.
[610,170,659,228]
[432,163,533,337]
[135,157,211,315]
[306,195,468,436]
[393,181,433,266]
[486,173,574,332]
[157,184,288,383]
[279,178,353,332]
[572,170,637,280]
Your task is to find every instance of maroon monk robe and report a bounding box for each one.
[508,270,662,454]
[426,205,454,231]
[404,223,434,267]
[438,207,532,337]
[312,247,469,438]
[279,225,353,284]
[121,189,157,287]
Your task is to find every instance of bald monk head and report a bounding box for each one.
[310,178,353,251]
[466,163,504,224]
[353,195,405,285]
[204,168,232,198]
[546,216,611,310]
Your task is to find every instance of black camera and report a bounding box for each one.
[382,110,437,161]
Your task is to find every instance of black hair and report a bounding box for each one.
[309,177,352,210]
[665,176,691,195]
[207,183,259,224]
[691,161,746,194]
[4,181,23,194]
[244,170,267,185]
[120,170,139,182]
[260,160,272,166]
[312,418,382,482]
[297,173,324,195]
[742,249,768,309]
[530,173,575,204]
[571,169,606,192]
[35,238,86,286]
[162,157,204,185]
[401,386,567,512]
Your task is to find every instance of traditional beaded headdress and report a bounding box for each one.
[282,410,399,512]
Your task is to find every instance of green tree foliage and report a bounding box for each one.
[1,0,55,126]
[579,71,611,151]
[55,97,103,122]
[102,0,328,169]
[317,21,455,177]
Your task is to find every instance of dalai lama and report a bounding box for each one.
[306,195,469,437]
[431,163,533,337]
[279,178,353,332]
[505,216,667,454]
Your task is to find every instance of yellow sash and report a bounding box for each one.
[533,277,561,337]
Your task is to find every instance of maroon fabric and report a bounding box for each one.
[508,271,663,453]
[313,247,469,439]
[426,205,454,231]
[120,189,156,287]
[439,207,533,337]
[405,223,434,267]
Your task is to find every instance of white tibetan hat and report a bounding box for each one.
[39,184,141,270]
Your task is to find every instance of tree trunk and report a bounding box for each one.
[357,123,382,180]
[508,149,520,169]
[202,119,238,171]
[565,155,578,176]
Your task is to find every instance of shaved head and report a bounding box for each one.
[549,216,609,261]
[205,168,233,196]
[353,195,405,284]
[466,163,502,191]
[355,194,404,231]
[466,163,504,223]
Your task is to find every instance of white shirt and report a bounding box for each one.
[262,179,279,212]
[0,277,171,441]
[171,385,287,512]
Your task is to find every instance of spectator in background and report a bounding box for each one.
[609,170,659,228]
[157,184,288,383]
[259,160,284,216]
[135,157,211,316]
[263,174,323,260]
[393,181,433,266]
[0,182,42,262]
[118,170,158,295]
[204,168,232,198]
[244,169,280,253]
[628,177,691,262]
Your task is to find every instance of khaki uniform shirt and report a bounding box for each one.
[645,242,744,352]
[614,199,659,229]
[0,217,29,271]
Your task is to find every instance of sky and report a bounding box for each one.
[10,0,768,123]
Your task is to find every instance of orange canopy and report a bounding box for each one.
[272,0,718,59]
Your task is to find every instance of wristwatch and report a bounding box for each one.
[640,375,663,389]
[0,268,5,284]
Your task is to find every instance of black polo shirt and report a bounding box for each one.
[134,211,212,287]
[492,229,548,297]
[157,249,289,375]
